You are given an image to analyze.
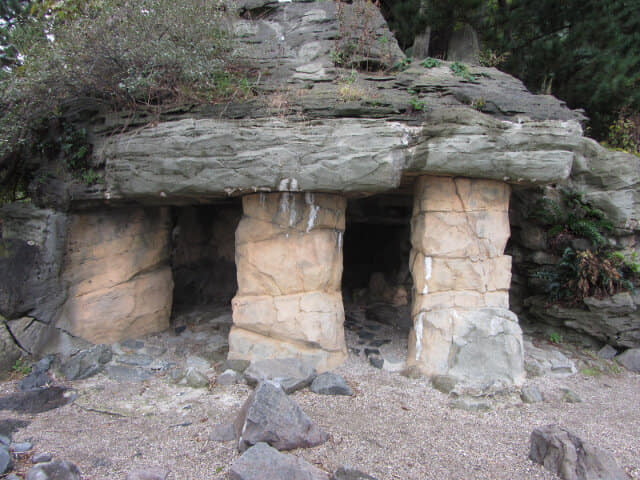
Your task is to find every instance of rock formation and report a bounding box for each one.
[4,0,633,386]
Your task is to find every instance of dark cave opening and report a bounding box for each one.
[169,202,242,319]
[343,194,414,331]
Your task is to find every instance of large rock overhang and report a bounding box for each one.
[96,108,582,203]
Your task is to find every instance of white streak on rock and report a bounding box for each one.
[422,256,432,295]
[307,205,320,233]
[415,313,424,361]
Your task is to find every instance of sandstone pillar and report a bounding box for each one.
[56,208,173,344]
[229,192,347,371]
[408,176,524,386]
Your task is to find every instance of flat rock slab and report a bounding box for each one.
[0,387,73,414]
[529,425,629,480]
[230,443,329,480]
[26,460,82,480]
[244,358,317,394]
[311,372,353,396]
[234,381,328,452]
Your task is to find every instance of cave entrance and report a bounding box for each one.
[342,194,414,365]
[169,201,242,331]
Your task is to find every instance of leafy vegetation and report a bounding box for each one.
[449,61,476,82]
[1,0,247,200]
[420,57,442,68]
[530,189,639,304]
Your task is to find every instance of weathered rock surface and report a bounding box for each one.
[524,340,576,377]
[0,445,11,475]
[310,372,352,396]
[526,295,640,349]
[616,348,640,372]
[60,344,112,381]
[244,358,317,394]
[408,176,524,387]
[230,442,329,480]
[230,193,347,372]
[0,203,68,353]
[234,382,328,452]
[331,466,378,480]
[529,425,629,480]
[55,208,173,345]
[0,323,22,380]
[521,385,543,403]
[26,461,82,480]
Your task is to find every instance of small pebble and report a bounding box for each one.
[10,442,32,454]
[32,452,53,464]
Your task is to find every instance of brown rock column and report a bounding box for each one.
[408,176,524,386]
[56,208,173,344]
[229,192,347,371]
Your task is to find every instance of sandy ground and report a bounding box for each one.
[1,323,638,480]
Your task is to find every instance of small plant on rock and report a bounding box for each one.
[449,61,477,82]
[421,57,442,68]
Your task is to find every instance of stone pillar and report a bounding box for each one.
[56,208,173,344]
[229,192,347,372]
[408,176,524,387]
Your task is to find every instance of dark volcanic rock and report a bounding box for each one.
[332,466,379,480]
[529,425,629,480]
[60,345,112,381]
[230,443,329,480]
[310,372,353,396]
[26,460,82,480]
[234,381,328,452]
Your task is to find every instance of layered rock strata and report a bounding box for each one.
[408,176,525,386]
[229,193,347,371]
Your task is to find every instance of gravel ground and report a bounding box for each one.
[1,323,638,480]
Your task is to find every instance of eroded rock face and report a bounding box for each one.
[408,176,525,387]
[229,193,347,371]
[55,208,173,345]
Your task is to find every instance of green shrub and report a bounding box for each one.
[606,112,640,155]
[530,188,637,304]
[1,0,244,194]
[449,61,477,82]
[421,57,442,68]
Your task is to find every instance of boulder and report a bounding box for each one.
[26,460,82,480]
[616,348,640,372]
[230,443,329,480]
[520,385,543,404]
[332,466,379,480]
[244,358,317,394]
[234,382,328,452]
[597,345,618,360]
[60,344,112,381]
[529,425,629,480]
[310,372,353,396]
[0,446,11,475]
